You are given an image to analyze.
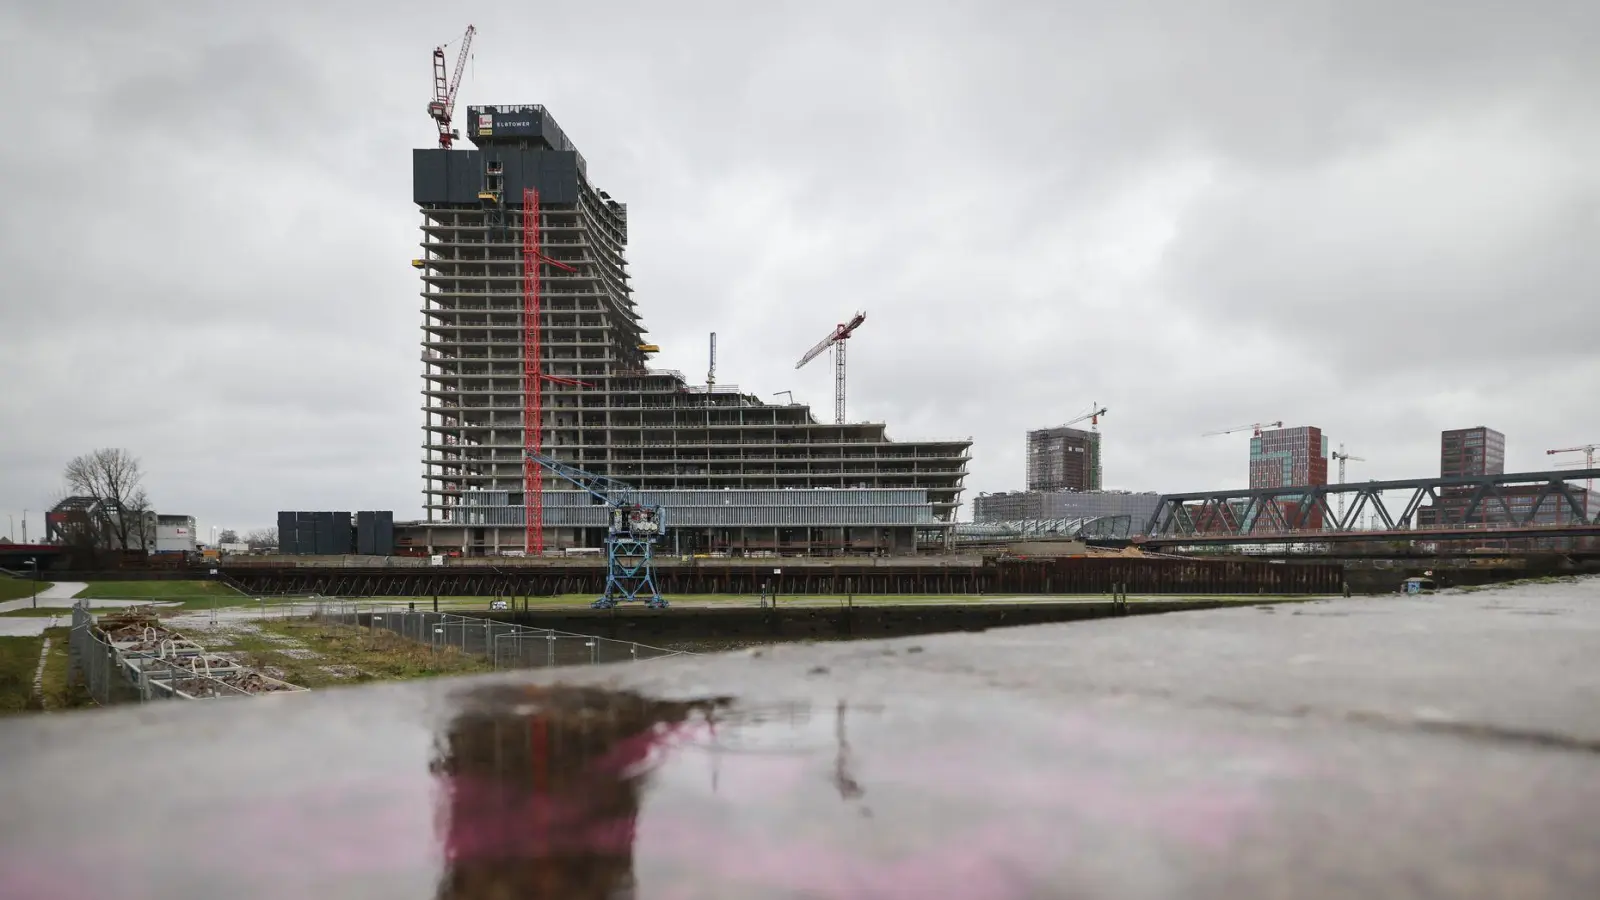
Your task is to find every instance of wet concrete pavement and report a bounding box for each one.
[1,581,1598,898]
[0,584,177,635]
[0,582,86,615]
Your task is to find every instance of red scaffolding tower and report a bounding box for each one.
[521,188,583,555]
[523,187,544,554]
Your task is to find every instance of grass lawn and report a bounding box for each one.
[75,582,252,608]
[0,578,52,603]
[0,635,45,714]
[37,626,91,710]
[75,581,244,602]
[0,608,75,618]
[234,620,494,689]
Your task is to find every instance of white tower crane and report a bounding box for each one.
[1330,443,1365,521]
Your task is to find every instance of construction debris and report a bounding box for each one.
[86,607,308,699]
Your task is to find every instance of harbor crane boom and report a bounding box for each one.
[427,25,475,148]
[796,311,866,425]
[524,451,668,609]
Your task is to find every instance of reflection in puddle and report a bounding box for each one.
[424,682,1288,898]
[429,684,733,898]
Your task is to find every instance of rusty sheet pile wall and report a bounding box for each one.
[227,557,1342,597]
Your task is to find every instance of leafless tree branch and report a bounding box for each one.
[62,448,149,552]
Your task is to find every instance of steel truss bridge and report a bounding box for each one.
[1143,468,1600,547]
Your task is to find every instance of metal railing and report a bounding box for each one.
[307,601,691,670]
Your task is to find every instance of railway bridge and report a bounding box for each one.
[1141,468,1600,549]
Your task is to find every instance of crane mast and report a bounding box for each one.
[1330,444,1365,522]
[1547,444,1598,518]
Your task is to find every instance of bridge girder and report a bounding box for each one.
[1145,468,1600,543]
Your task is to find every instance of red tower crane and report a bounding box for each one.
[796,311,866,425]
[1547,443,1598,518]
[522,187,585,555]
[427,25,475,149]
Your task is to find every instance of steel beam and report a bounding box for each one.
[1145,468,1600,542]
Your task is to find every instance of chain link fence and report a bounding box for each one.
[67,603,300,705]
[309,601,692,670]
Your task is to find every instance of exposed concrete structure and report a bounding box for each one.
[399,488,944,557]
[413,104,970,556]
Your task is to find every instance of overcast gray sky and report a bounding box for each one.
[2,0,1597,540]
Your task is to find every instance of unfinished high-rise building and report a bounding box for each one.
[410,104,971,556]
[1025,427,1101,493]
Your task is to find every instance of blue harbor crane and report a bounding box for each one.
[523,451,668,609]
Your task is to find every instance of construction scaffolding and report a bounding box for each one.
[415,104,971,556]
[1025,427,1101,493]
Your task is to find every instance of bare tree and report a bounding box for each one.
[63,448,151,552]
[126,487,154,552]
[219,529,240,545]
[245,527,279,551]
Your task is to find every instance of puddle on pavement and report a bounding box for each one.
[417,681,1296,899]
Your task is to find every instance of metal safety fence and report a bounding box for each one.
[308,601,693,670]
[67,603,306,706]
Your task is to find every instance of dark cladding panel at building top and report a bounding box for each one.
[465,105,583,161]
[413,148,585,205]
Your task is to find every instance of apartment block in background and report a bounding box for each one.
[1440,426,1505,478]
[1025,427,1101,493]
[1248,425,1329,530]
[1419,427,1589,536]
[1249,426,1329,489]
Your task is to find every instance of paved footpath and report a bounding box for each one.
[1,579,1597,898]
[0,584,182,635]
[0,581,86,614]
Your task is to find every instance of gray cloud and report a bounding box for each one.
[3,0,1597,543]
